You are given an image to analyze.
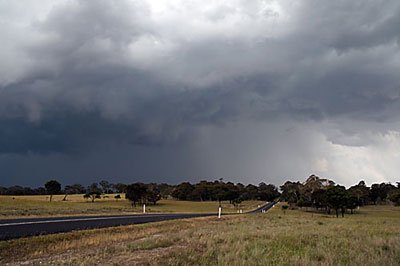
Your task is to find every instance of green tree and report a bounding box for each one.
[258,183,280,202]
[84,183,102,202]
[83,191,101,202]
[159,183,173,199]
[280,181,303,207]
[113,183,127,193]
[300,175,334,205]
[232,197,243,209]
[126,183,147,207]
[369,183,397,204]
[45,180,61,202]
[146,183,161,205]
[63,185,76,201]
[388,193,400,206]
[171,182,194,200]
[311,189,328,211]
[326,185,348,218]
[346,195,360,214]
[348,181,370,206]
[99,180,112,194]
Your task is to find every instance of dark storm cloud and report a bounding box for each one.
[1,0,400,186]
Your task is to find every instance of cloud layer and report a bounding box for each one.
[1,0,400,186]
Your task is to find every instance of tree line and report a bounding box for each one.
[280,175,400,217]
[0,179,280,205]
[2,175,400,216]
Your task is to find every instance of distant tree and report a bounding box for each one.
[258,183,280,202]
[311,189,328,211]
[114,194,121,200]
[63,185,75,201]
[299,175,334,207]
[113,183,127,193]
[369,184,380,205]
[224,182,240,203]
[64,184,86,194]
[45,180,61,202]
[84,191,101,202]
[159,183,173,199]
[146,183,161,205]
[348,181,370,206]
[232,197,243,209]
[281,205,289,214]
[99,180,113,194]
[347,195,360,214]
[241,184,258,201]
[0,187,7,195]
[126,183,147,207]
[63,184,86,201]
[192,181,211,201]
[297,198,312,209]
[280,181,303,206]
[369,183,397,204]
[226,190,240,204]
[171,182,194,200]
[326,185,348,218]
[7,186,25,195]
[87,183,100,193]
[84,183,102,202]
[388,193,400,206]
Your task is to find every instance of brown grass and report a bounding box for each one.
[1,204,400,265]
[0,195,264,218]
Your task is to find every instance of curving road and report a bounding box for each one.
[0,201,276,241]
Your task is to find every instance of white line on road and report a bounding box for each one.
[0,214,169,227]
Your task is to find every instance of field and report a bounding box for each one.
[1,204,399,265]
[0,195,264,218]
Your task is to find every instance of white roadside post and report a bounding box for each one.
[143,204,146,214]
[218,207,221,218]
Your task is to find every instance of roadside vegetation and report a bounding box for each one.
[1,204,399,265]
[2,174,399,220]
[0,196,264,218]
[0,178,279,218]
[280,175,400,217]
[2,175,400,265]
[2,175,399,215]
[0,180,280,205]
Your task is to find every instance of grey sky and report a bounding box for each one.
[1,0,400,187]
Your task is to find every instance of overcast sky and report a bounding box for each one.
[1,0,400,187]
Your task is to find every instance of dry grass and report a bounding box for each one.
[1,204,399,265]
[0,195,264,218]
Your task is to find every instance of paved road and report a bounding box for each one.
[0,201,276,241]
[248,201,276,213]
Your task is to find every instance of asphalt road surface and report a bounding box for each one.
[0,201,276,241]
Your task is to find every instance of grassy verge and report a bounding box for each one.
[0,195,264,218]
[1,204,399,265]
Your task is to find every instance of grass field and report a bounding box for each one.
[0,195,265,218]
[1,204,399,265]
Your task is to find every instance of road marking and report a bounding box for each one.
[0,214,170,227]
[0,202,275,228]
